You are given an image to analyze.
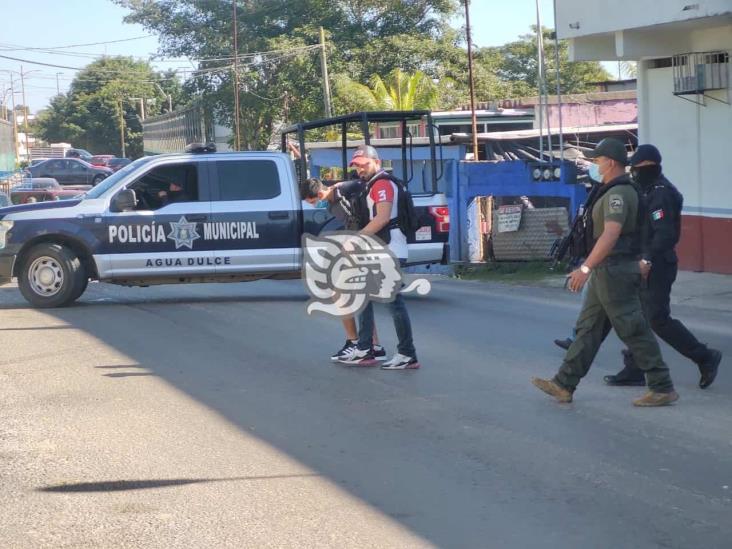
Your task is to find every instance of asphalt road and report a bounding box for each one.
[1,277,731,548]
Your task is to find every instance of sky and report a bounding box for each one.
[0,0,565,114]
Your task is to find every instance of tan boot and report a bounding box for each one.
[531,377,573,403]
[632,390,679,407]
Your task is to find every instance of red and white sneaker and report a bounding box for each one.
[381,353,420,370]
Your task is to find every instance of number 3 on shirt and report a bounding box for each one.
[377,189,387,202]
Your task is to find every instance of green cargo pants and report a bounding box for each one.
[555,259,675,393]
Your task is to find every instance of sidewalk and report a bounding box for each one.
[453,266,732,313]
[670,270,732,312]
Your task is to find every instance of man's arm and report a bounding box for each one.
[645,189,679,258]
[361,202,391,235]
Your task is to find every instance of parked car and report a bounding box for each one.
[65,148,93,162]
[29,158,49,167]
[106,157,132,172]
[90,155,115,167]
[10,178,89,205]
[26,158,113,186]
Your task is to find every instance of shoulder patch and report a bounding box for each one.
[608,194,624,213]
[651,209,664,221]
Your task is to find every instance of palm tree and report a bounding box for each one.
[333,69,439,112]
[368,69,439,110]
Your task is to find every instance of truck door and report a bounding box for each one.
[209,157,299,273]
[104,160,215,278]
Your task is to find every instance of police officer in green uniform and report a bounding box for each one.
[604,145,722,389]
[532,138,679,407]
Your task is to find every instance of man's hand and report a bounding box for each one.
[639,260,651,280]
[158,190,168,198]
[318,186,335,202]
[567,268,590,293]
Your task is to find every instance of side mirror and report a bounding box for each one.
[111,189,137,212]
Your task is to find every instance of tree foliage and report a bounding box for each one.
[477,28,612,99]
[60,4,616,151]
[334,69,439,112]
[34,57,185,158]
[115,0,461,149]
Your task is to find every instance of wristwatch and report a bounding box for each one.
[580,264,592,274]
[641,259,652,266]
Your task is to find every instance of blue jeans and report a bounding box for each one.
[357,259,416,359]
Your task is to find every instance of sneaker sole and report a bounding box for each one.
[381,362,420,370]
[337,358,379,367]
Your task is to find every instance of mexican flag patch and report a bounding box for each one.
[652,209,664,221]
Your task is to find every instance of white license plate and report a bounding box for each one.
[415,226,432,241]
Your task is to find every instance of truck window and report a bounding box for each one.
[215,160,280,201]
[128,163,199,211]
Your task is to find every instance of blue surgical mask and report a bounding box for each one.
[588,163,602,182]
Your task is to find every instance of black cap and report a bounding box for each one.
[630,144,662,166]
[584,138,629,165]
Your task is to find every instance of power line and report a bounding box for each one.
[0,35,154,51]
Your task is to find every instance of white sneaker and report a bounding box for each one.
[381,353,420,370]
[337,346,378,366]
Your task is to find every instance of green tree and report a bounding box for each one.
[477,27,612,100]
[334,69,439,112]
[34,57,186,157]
[115,0,461,149]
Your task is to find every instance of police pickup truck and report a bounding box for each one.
[0,148,449,308]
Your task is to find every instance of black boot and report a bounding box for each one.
[603,349,645,386]
[698,349,722,390]
[554,338,573,351]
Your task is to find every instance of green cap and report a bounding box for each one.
[585,138,629,165]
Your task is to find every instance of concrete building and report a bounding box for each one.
[556,0,732,273]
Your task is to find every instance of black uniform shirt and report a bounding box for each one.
[642,175,683,263]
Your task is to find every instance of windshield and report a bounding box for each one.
[84,156,155,199]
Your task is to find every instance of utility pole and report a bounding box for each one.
[319,27,332,118]
[129,97,146,121]
[117,100,126,158]
[232,0,241,150]
[535,2,549,161]
[56,72,61,96]
[9,73,18,164]
[552,0,565,164]
[464,0,479,161]
[20,66,30,161]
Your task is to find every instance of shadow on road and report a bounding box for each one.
[6,278,732,547]
[37,474,320,493]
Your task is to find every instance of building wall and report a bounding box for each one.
[556,0,732,40]
[638,23,732,273]
[546,98,637,128]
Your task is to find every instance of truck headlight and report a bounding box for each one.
[0,220,14,249]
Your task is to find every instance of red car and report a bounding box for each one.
[90,155,115,167]
[10,178,90,205]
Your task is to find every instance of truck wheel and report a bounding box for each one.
[92,175,105,185]
[18,244,87,308]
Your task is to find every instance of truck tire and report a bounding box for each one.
[18,244,87,308]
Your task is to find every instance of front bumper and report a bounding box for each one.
[0,254,16,284]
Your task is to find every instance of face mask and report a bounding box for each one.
[588,163,602,182]
[631,165,662,186]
